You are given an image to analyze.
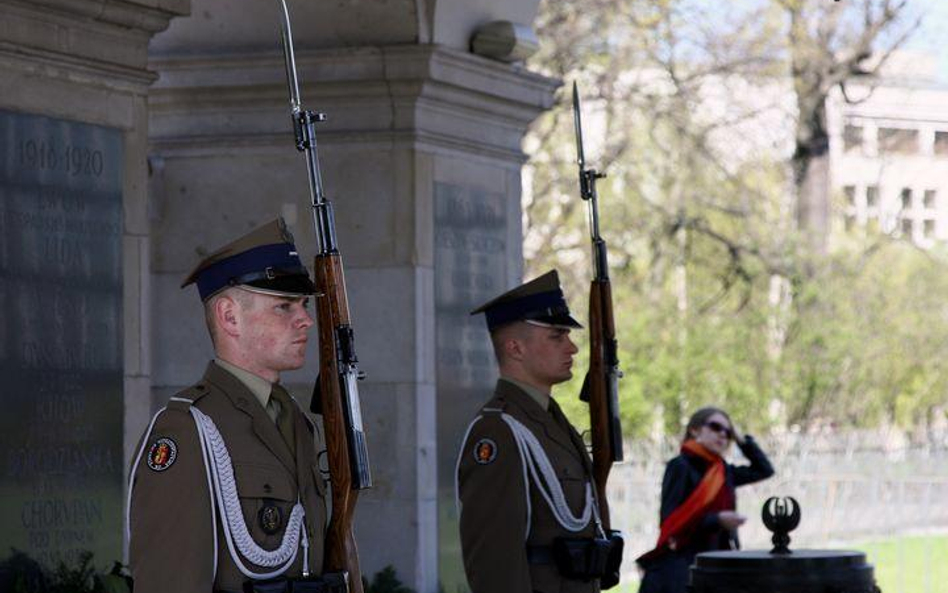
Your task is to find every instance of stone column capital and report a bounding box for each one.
[0,0,190,84]
[27,0,189,33]
[149,43,559,161]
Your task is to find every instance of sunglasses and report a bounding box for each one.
[704,420,734,439]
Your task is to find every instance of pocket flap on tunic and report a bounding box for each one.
[311,465,328,497]
[233,462,297,501]
[555,463,586,481]
[553,463,588,512]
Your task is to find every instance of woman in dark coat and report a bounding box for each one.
[637,407,774,593]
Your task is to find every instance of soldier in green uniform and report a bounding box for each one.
[457,270,615,593]
[127,218,338,593]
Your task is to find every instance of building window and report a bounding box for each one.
[879,127,919,154]
[843,125,863,152]
[901,218,913,237]
[843,185,857,207]
[935,131,948,156]
[866,185,879,208]
[901,188,912,210]
[924,219,936,239]
[924,189,937,209]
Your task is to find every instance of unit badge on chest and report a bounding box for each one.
[259,502,284,535]
[146,438,177,472]
[473,438,497,465]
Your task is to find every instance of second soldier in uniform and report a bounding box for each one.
[457,270,616,593]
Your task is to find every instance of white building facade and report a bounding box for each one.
[829,55,948,248]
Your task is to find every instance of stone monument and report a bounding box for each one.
[0,0,188,570]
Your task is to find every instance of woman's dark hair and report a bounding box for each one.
[682,407,733,444]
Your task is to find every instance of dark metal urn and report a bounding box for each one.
[688,497,880,593]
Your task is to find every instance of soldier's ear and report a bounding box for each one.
[214,295,241,338]
[504,335,526,362]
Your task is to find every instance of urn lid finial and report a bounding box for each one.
[762,496,801,555]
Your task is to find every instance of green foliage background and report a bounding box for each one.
[524,0,948,438]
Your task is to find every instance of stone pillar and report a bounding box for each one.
[145,0,557,590]
[146,41,556,591]
[0,0,187,568]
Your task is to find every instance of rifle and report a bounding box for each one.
[276,2,372,590]
[573,82,623,530]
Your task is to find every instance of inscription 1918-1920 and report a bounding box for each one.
[0,109,124,569]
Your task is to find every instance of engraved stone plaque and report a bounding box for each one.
[434,181,509,593]
[0,110,124,568]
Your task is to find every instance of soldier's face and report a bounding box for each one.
[238,292,314,376]
[519,325,578,388]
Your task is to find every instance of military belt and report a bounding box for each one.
[526,545,555,565]
[527,532,624,588]
[239,571,348,593]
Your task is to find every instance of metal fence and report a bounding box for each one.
[607,428,948,586]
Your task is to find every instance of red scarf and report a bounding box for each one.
[637,440,733,564]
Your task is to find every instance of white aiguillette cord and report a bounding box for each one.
[189,406,310,580]
[127,399,310,582]
[500,413,603,537]
[454,410,604,541]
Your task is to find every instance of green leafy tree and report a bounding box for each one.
[525,0,947,437]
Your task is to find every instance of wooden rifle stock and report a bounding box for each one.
[315,254,366,593]
[586,278,621,529]
[573,82,624,531]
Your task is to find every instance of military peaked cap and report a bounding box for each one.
[181,218,316,301]
[470,270,582,331]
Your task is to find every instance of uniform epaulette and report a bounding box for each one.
[166,383,210,412]
[481,401,508,414]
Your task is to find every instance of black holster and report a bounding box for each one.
[600,530,624,589]
[550,531,624,588]
[243,572,348,593]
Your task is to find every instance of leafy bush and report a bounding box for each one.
[0,550,130,593]
[364,565,415,593]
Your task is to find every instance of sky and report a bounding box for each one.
[683,0,948,83]
[906,1,948,82]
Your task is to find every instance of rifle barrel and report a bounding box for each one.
[276,0,333,252]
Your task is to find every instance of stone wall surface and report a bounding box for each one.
[0,0,555,588]
[0,0,187,569]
